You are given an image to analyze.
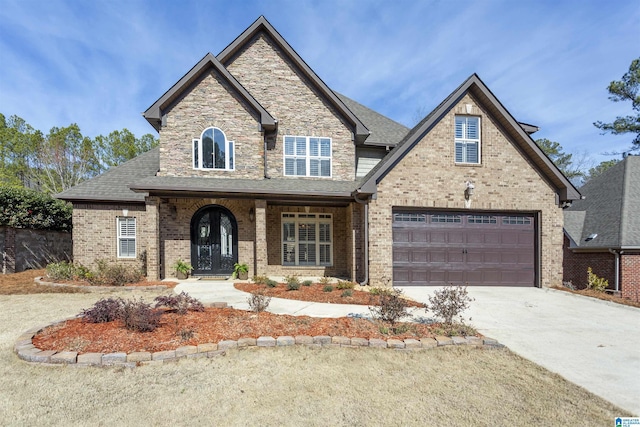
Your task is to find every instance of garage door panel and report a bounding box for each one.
[393,211,535,286]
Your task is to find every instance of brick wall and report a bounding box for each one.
[368,94,565,288]
[1,226,71,274]
[621,253,640,301]
[562,235,615,289]
[225,32,356,181]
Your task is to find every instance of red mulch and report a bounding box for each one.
[234,282,425,307]
[33,307,439,354]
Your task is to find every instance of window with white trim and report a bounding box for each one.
[282,213,332,266]
[283,136,331,177]
[117,217,136,258]
[193,127,234,170]
[455,116,480,164]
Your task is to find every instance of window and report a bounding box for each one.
[431,214,461,223]
[282,213,332,266]
[117,217,136,258]
[468,215,497,224]
[455,116,480,164]
[284,136,331,177]
[502,216,532,225]
[193,127,234,170]
[393,213,426,223]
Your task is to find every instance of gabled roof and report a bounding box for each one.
[56,147,159,203]
[217,16,370,144]
[142,53,276,133]
[358,74,581,203]
[335,92,409,147]
[565,156,640,250]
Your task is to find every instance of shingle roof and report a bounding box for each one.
[56,148,159,203]
[565,156,640,249]
[335,93,409,146]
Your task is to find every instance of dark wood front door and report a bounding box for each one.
[190,206,238,276]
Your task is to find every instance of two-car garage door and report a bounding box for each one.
[393,211,536,286]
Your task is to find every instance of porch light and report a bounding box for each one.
[249,207,255,222]
[464,181,475,200]
[122,209,129,217]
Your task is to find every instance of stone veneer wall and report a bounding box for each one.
[225,32,356,181]
[158,69,264,179]
[264,204,350,278]
[71,203,149,272]
[368,93,565,288]
[0,226,71,274]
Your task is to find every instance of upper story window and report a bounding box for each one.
[193,127,234,171]
[284,136,331,177]
[455,116,480,164]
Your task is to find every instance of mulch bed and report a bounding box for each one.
[235,282,425,307]
[44,277,178,289]
[552,286,640,308]
[33,307,443,354]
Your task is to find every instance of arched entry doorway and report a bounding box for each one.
[190,205,238,276]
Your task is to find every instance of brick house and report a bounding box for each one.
[57,16,580,287]
[563,155,640,299]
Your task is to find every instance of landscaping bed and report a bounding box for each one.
[553,286,640,308]
[235,282,425,307]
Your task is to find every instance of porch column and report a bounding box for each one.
[145,196,160,280]
[254,199,268,276]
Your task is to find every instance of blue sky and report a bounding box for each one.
[1,0,638,165]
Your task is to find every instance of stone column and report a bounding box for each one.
[145,196,160,280]
[254,199,267,276]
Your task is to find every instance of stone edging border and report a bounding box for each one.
[34,276,171,292]
[14,310,506,368]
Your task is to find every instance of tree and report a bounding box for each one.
[94,128,158,173]
[0,114,43,187]
[583,159,620,183]
[594,57,640,147]
[535,138,585,182]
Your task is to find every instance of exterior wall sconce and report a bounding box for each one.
[249,207,255,222]
[304,205,311,213]
[464,181,475,200]
[122,209,129,217]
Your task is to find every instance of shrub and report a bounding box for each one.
[586,267,608,292]
[369,287,391,296]
[323,285,334,292]
[266,279,278,288]
[302,280,313,287]
[154,292,204,315]
[177,327,195,341]
[369,288,411,325]
[336,280,355,290]
[0,186,72,231]
[120,298,161,332]
[285,275,301,290]
[88,260,143,286]
[562,280,576,290]
[46,261,89,281]
[427,285,474,325]
[319,276,332,286]
[252,275,269,285]
[81,297,123,323]
[247,291,271,312]
[341,289,353,298]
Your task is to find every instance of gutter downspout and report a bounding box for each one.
[608,249,621,292]
[263,135,270,179]
[354,194,369,286]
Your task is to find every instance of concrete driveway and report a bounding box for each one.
[399,286,640,415]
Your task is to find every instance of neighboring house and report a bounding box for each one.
[563,156,640,299]
[57,16,580,287]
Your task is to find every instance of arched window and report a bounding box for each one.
[193,127,234,170]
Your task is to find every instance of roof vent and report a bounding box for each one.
[585,233,598,242]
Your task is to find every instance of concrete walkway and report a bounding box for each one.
[399,286,640,416]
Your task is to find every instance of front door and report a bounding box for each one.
[190,206,238,275]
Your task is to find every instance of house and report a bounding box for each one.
[57,16,580,288]
[563,156,640,299]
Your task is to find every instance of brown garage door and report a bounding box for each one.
[393,211,535,286]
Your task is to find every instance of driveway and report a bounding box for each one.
[399,286,640,416]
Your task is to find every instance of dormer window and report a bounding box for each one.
[193,127,234,170]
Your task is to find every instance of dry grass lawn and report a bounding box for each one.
[0,285,630,425]
[0,269,85,295]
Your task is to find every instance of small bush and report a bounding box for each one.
[427,285,474,325]
[323,285,334,292]
[319,276,332,286]
[369,288,410,325]
[336,280,355,290]
[177,327,195,341]
[266,279,278,288]
[562,280,576,290]
[285,275,301,290]
[369,287,391,296]
[302,280,313,287]
[586,267,608,292]
[154,292,204,315]
[88,260,143,286]
[247,291,271,312]
[252,275,269,285]
[81,297,123,323]
[46,261,89,281]
[341,289,353,297]
[120,298,161,332]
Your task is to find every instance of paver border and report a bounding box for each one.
[14,307,505,368]
[34,276,172,292]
